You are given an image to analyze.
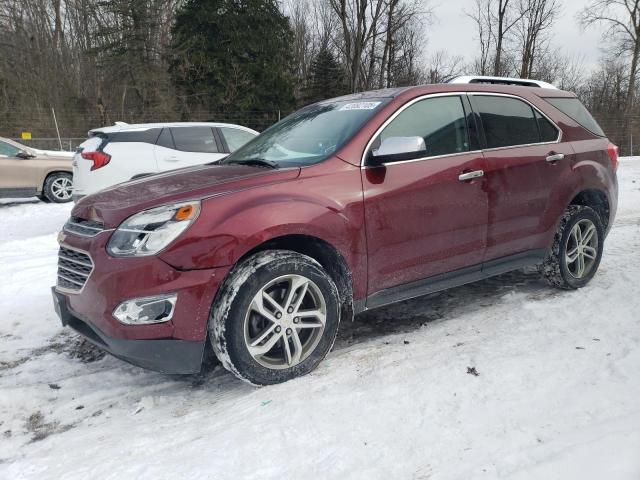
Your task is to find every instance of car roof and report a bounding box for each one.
[90,122,259,135]
[321,82,575,104]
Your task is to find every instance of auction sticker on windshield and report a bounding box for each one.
[340,102,381,111]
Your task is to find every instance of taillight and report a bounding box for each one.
[607,143,619,171]
[81,151,111,171]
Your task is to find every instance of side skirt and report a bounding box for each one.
[359,249,547,313]
[0,187,38,199]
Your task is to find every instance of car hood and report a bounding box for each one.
[72,164,301,228]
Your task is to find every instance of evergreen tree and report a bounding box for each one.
[170,0,295,118]
[303,46,346,104]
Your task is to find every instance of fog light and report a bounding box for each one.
[113,294,177,325]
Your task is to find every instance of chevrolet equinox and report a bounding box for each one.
[52,80,618,385]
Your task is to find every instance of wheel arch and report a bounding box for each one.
[236,234,355,322]
[40,169,72,193]
[568,188,610,231]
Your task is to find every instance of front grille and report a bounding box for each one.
[64,217,105,237]
[57,246,94,293]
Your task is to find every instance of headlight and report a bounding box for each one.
[107,201,200,257]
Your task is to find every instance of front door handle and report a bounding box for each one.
[165,156,179,162]
[546,153,565,163]
[458,170,484,182]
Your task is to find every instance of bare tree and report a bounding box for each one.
[467,0,526,76]
[467,0,494,74]
[580,0,640,110]
[426,51,465,83]
[328,0,426,92]
[515,0,559,78]
[329,0,386,91]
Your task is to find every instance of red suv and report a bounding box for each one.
[52,79,618,385]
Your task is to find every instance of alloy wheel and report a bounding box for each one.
[244,274,327,369]
[565,219,599,279]
[51,177,72,201]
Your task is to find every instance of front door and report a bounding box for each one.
[0,141,37,193]
[362,95,488,297]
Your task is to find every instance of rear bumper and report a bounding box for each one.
[52,288,205,374]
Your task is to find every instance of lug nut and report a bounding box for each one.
[293,317,299,324]
[276,312,282,319]
[287,307,294,314]
[275,326,282,333]
[286,328,292,335]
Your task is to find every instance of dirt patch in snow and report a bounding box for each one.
[0,333,104,374]
[24,411,74,443]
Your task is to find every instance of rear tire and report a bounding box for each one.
[43,172,73,203]
[209,250,340,386]
[541,205,604,289]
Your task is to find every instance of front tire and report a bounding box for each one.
[541,205,604,289]
[209,250,340,385]
[43,172,73,203]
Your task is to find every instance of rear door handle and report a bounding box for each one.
[458,170,484,182]
[165,156,179,162]
[546,153,564,163]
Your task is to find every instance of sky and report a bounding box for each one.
[427,0,606,73]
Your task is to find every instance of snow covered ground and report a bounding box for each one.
[1,159,639,480]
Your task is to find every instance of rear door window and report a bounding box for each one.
[219,127,256,152]
[171,127,219,153]
[474,96,540,148]
[544,97,605,136]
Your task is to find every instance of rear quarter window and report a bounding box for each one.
[112,128,162,144]
[544,97,605,137]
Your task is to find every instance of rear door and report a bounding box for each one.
[362,94,488,297]
[469,93,573,262]
[154,126,226,170]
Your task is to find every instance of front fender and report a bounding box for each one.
[159,160,366,294]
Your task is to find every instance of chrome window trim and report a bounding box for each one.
[56,244,94,295]
[63,219,112,238]
[360,91,562,168]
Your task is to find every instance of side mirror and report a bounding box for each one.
[16,150,34,159]
[368,136,427,165]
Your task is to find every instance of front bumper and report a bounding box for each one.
[53,288,204,374]
[53,230,231,374]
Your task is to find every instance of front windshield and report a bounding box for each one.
[223,98,391,167]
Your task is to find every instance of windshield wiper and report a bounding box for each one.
[226,158,279,169]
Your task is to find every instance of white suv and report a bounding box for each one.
[72,122,258,200]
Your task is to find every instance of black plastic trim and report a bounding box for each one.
[0,187,38,198]
[363,249,547,311]
[213,127,229,153]
[52,288,205,374]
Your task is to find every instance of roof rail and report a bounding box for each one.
[449,75,557,89]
